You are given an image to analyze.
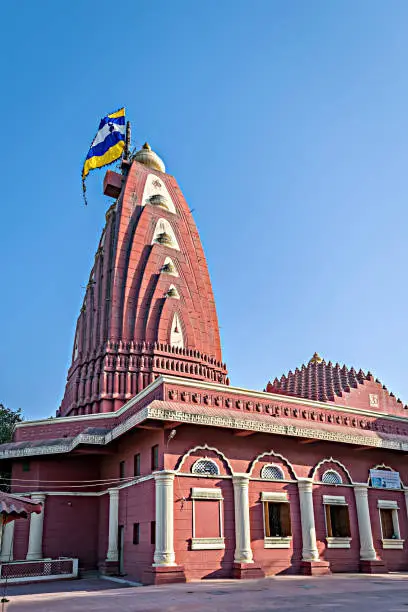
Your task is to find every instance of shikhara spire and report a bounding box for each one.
[60,143,228,416]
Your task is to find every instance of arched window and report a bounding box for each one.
[191,458,219,476]
[161,256,178,276]
[170,313,184,349]
[142,174,176,214]
[261,464,284,480]
[165,284,180,299]
[152,218,179,250]
[322,470,343,485]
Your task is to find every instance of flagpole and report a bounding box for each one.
[124,121,131,160]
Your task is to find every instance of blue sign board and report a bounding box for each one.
[370,469,401,489]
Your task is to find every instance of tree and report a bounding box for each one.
[0,404,22,493]
[0,404,22,445]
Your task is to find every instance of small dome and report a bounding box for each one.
[133,142,165,173]
[309,352,323,364]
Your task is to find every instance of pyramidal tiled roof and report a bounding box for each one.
[265,353,405,406]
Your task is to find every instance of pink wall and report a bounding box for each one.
[13,516,30,561]
[173,475,235,580]
[118,480,155,583]
[43,496,99,569]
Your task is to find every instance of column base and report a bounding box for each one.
[232,563,265,579]
[98,560,119,576]
[300,560,331,576]
[360,559,387,574]
[143,564,186,585]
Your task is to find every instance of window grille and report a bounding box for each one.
[322,470,343,485]
[191,458,219,476]
[261,464,284,480]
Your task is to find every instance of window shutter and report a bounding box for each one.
[381,509,394,539]
[264,502,271,537]
[325,505,333,537]
[338,506,351,537]
[280,503,292,537]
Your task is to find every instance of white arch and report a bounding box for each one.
[366,463,405,487]
[176,444,233,476]
[142,173,176,213]
[152,218,180,250]
[310,457,353,484]
[165,284,180,299]
[161,256,179,276]
[170,313,184,348]
[248,450,297,479]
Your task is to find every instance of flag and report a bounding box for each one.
[82,108,126,203]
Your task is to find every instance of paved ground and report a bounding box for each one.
[4,574,408,611]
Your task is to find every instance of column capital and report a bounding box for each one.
[297,478,314,492]
[108,488,120,498]
[31,493,46,504]
[154,470,176,482]
[353,483,369,495]
[232,473,250,485]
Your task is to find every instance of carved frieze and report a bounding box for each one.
[164,384,408,440]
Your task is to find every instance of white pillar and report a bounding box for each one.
[0,521,15,562]
[232,474,253,564]
[26,493,46,561]
[354,483,376,561]
[105,489,119,562]
[297,478,319,561]
[404,489,408,526]
[153,471,176,566]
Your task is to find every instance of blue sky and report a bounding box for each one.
[1,1,408,420]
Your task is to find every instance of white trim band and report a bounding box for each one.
[323,495,347,506]
[261,491,288,503]
[377,499,399,510]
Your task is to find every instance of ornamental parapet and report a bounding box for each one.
[61,340,228,416]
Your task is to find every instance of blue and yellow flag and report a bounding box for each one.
[82,108,126,203]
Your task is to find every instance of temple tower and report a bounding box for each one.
[59,143,228,416]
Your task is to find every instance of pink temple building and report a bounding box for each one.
[1,143,408,583]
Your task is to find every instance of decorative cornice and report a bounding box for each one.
[147,405,408,453]
[7,398,408,461]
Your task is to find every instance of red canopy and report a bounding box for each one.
[0,492,42,524]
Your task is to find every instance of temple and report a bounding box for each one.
[1,143,408,584]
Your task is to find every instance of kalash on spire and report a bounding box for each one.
[60,119,228,416]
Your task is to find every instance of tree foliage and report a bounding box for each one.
[0,404,22,445]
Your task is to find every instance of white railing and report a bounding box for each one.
[0,557,79,584]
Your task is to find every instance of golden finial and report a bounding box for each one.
[309,352,323,364]
[143,142,151,150]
